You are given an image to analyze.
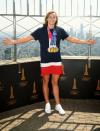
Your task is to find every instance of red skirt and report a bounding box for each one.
[41,64,63,76]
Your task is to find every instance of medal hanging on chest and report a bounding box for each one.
[47,28,59,53]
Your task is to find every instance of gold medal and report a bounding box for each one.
[55,47,59,52]
[53,47,59,53]
[51,47,54,53]
[48,28,59,53]
[48,47,59,53]
[53,47,56,53]
[48,48,51,52]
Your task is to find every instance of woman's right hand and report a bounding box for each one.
[3,38,14,45]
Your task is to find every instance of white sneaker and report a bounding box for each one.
[55,104,65,115]
[45,103,51,114]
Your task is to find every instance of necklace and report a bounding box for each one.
[47,28,59,53]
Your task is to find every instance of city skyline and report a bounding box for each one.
[0,22,100,60]
[0,0,100,60]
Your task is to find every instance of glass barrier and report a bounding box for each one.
[0,0,100,65]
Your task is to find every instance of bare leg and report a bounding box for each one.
[51,74,60,105]
[51,74,65,115]
[42,75,50,103]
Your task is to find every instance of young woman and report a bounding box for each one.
[3,11,95,115]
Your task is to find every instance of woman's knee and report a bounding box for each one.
[42,75,50,84]
[51,75,59,86]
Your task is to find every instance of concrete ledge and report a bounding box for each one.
[0,56,100,66]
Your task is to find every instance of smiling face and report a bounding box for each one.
[44,11,58,28]
[47,13,57,26]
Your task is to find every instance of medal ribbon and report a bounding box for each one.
[47,28,57,48]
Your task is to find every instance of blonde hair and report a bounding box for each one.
[43,11,58,27]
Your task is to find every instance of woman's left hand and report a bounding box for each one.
[86,39,96,45]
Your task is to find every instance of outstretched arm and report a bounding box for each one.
[65,36,96,45]
[3,35,34,45]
